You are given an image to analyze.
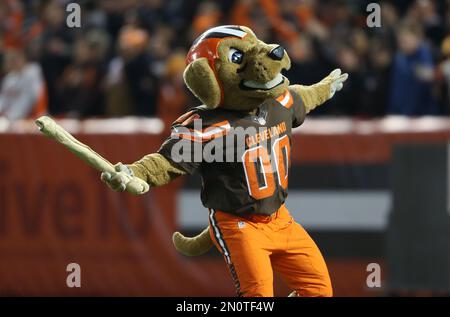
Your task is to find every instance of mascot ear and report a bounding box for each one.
[183,57,221,109]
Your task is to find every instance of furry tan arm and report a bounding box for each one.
[290,83,331,114]
[128,153,187,187]
[290,68,348,114]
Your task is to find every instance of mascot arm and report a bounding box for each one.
[290,68,348,114]
[128,153,187,187]
[101,153,186,192]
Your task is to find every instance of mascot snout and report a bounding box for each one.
[239,44,290,89]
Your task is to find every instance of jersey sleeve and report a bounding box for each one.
[157,109,203,174]
[157,108,230,174]
[288,88,307,128]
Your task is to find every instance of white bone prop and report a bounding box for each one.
[35,116,149,195]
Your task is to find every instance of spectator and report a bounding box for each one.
[157,51,189,132]
[407,0,445,47]
[56,30,109,118]
[0,0,24,49]
[362,39,392,117]
[388,22,437,116]
[438,35,450,114]
[38,0,75,115]
[104,54,133,117]
[0,48,47,120]
[192,1,222,35]
[107,26,158,117]
[330,45,366,116]
[284,35,330,87]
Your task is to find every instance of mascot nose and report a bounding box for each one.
[268,45,285,60]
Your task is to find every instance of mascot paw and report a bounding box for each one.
[327,68,348,98]
[101,163,149,195]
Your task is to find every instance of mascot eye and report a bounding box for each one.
[228,48,244,64]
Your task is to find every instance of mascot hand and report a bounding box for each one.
[101,163,149,194]
[325,68,348,98]
[291,68,349,114]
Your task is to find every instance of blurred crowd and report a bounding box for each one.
[1,0,450,124]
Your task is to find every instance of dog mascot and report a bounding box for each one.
[101,25,348,297]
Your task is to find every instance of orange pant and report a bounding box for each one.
[208,204,332,297]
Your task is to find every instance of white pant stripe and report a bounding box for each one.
[209,209,231,264]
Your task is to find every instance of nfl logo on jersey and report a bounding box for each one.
[257,117,266,125]
[254,108,268,125]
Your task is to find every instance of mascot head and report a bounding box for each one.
[184,25,291,111]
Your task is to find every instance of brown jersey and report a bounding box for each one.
[158,88,306,216]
